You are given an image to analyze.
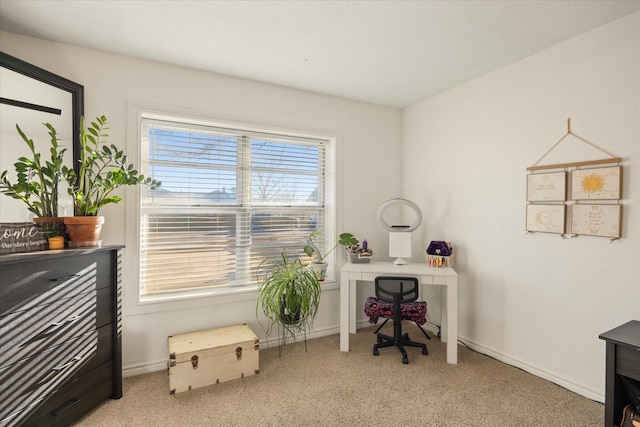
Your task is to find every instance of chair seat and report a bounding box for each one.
[364,296,427,325]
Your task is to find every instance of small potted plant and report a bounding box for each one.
[256,249,321,355]
[61,115,160,247]
[345,237,373,263]
[0,122,68,247]
[303,231,359,280]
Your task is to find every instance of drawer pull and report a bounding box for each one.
[52,398,81,416]
[19,356,84,397]
[52,355,83,373]
[49,274,80,283]
[21,315,83,347]
[36,356,83,386]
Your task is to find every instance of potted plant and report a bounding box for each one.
[344,236,373,263]
[0,122,68,246]
[303,231,359,279]
[61,115,160,247]
[256,249,321,355]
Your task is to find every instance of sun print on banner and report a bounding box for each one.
[571,166,621,200]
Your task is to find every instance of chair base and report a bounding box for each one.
[373,331,428,364]
[373,318,431,340]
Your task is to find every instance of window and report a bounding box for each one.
[136,112,335,300]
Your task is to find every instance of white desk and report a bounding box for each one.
[340,261,458,364]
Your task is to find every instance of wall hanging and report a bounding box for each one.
[526,118,622,240]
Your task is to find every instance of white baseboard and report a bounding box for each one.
[123,360,168,378]
[123,325,342,378]
[123,324,605,404]
[457,335,604,403]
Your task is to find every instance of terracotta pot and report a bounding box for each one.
[64,216,105,247]
[33,216,66,225]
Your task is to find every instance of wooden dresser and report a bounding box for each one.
[0,246,123,426]
[599,320,640,427]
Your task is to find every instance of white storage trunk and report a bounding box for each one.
[168,324,259,394]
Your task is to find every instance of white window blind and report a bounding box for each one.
[139,115,331,298]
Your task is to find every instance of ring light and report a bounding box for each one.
[376,198,422,232]
[377,198,422,265]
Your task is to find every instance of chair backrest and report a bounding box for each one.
[375,276,419,304]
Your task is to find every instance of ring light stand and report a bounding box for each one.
[377,198,422,265]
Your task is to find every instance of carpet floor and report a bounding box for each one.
[74,325,603,426]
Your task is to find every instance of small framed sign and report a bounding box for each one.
[570,204,621,238]
[0,222,48,254]
[571,166,621,200]
[526,204,566,234]
[527,172,566,202]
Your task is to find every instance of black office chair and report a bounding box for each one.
[367,276,428,364]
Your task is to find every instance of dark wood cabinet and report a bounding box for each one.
[599,320,640,427]
[0,246,123,427]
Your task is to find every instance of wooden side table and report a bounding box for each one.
[599,320,640,427]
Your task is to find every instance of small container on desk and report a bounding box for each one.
[426,241,454,268]
[347,252,371,263]
[426,254,454,268]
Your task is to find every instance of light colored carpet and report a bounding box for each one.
[74,325,603,426]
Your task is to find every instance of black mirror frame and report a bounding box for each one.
[0,51,84,176]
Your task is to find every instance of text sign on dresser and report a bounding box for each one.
[0,222,47,254]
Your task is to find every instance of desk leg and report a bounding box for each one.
[440,287,448,343]
[349,278,357,334]
[340,273,350,352]
[445,275,458,364]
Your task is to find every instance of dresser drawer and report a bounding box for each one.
[4,360,114,427]
[1,287,113,368]
[0,324,113,424]
[618,344,640,381]
[0,251,112,316]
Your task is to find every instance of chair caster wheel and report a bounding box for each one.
[373,347,379,356]
[422,348,428,355]
[402,357,408,364]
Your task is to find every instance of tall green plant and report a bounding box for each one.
[0,123,66,218]
[62,115,160,216]
[256,249,321,344]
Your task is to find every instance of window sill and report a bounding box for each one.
[126,279,339,316]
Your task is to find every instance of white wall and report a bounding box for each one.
[0,32,403,374]
[403,13,640,401]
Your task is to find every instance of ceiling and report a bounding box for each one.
[1,1,639,108]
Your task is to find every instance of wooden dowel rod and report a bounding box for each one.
[527,157,621,171]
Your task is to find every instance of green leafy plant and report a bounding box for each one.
[0,123,66,218]
[256,249,321,349]
[62,115,160,216]
[304,231,359,262]
[38,221,64,239]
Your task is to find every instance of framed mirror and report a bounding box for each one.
[0,51,84,221]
